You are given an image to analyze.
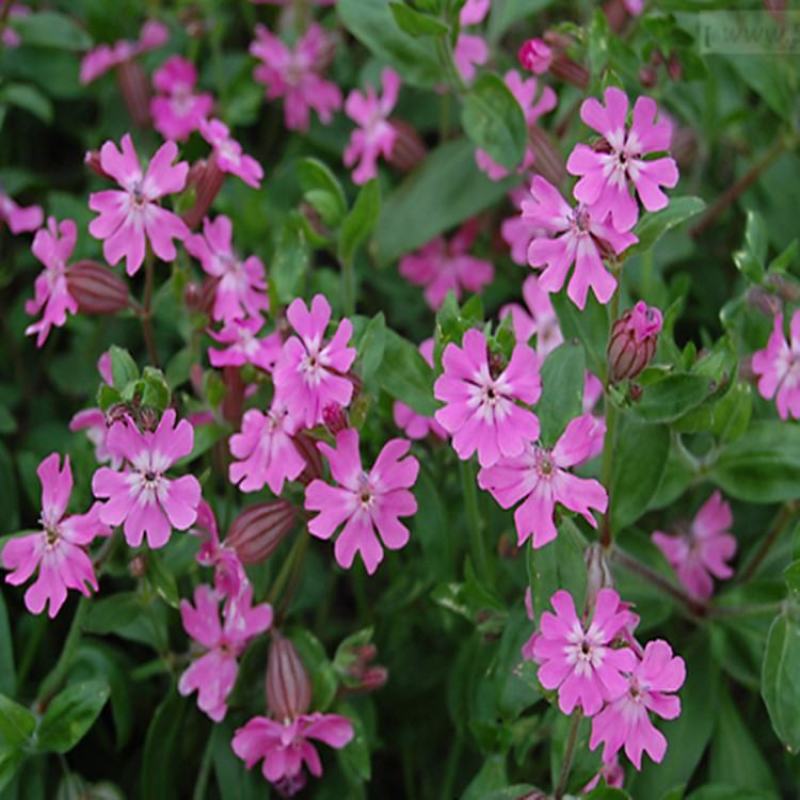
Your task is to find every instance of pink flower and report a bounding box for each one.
[531,588,637,716]
[651,491,736,600]
[393,339,447,441]
[454,0,490,83]
[566,87,679,232]
[305,429,419,574]
[179,584,272,721]
[208,318,282,373]
[70,353,119,466]
[518,38,553,75]
[80,20,168,84]
[199,118,264,189]
[2,454,109,617]
[582,372,606,461]
[250,23,342,132]
[24,217,78,347]
[501,185,548,266]
[752,311,800,420]
[150,55,214,141]
[478,413,608,548]
[583,756,625,792]
[521,176,637,309]
[186,215,268,322]
[88,134,189,275]
[608,300,663,382]
[229,404,307,494]
[1,4,29,48]
[399,221,494,311]
[0,188,43,234]
[434,329,541,468]
[191,500,247,598]
[92,410,202,549]
[498,275,563,357]
[232,712,353,792]
[344,68,401,185]
[590,639,686,769]
[272,295,356,430]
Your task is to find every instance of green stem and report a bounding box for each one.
[459,459,491,584]
[554,710,582,800]
[599,288,621,548]
[739,502,798,584]
[438,731,463,800]
[268,531,308,608]
[141,252,159,367]
[435,35,466,93]
[341,257,355,317]
[276,533,310,624]
[192,733,214,800]
[37,597,89,708]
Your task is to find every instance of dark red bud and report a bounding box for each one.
[226,501,297,564]
[666,51,682,82]
[639,65,658,88]
[293,432,324,485]
[138,406,160,432]
[584,543,613,610]
[386,119,426,173]
[67,260,131,315]
[266,632,312,721]
[322,403,349,436]
[116,60,151,128]
[84,150,110,179]
[129,554,147,577]
[182,155,225,230]
[221,365,245,427]
[607,302,663,383]
[528,127,568,187]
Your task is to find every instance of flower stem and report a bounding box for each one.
[599,290,621,548]
[739,502,798,584]
[459,458,492,584]
[269,531,309,616]
[192,733,214,800]
[554,710,582,800]
[341,256,356,318]
[141,252,159,367]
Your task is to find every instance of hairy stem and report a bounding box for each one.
[460,458,492,584]
[599,289,621,548]
[554,710,582,800]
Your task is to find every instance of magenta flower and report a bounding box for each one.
[582,372,606,461]
[590,639,686,769]
[191,500,247,599]
[1,4,29,48]
[478,413,608,548]
[344,68,401,185]
[434,329,541,468]
[453,0,489,83]
[608,300,663,382]
[273,294,356,430]
[305,429,419,574]
[150,55,214,141]
[186,215,269,322]
[92,410,202,549]
[531,588,637,716]
[208,319,282,373]
[179,584,272,721]
[651,491,736,600]
[498,275,563,357]
[24,217,79,347]
[0,188,43,234]
[521,176,637,309]
[566,87,679,232]
[229,404,307,494]
[518,38,553,75]
[199,118,264,189]
[501,185,548,266]
[399,221,494,311]
[752,311,800,420]
[2,454,110,618]
[250,23,342,132]
[583,756,625,792]
[393,339,448,441]
[79,20,168,84]
[88,134,189,275]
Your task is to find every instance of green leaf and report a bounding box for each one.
[297,157,347,227]
[389,3,449,36]
[461,754,508,800]
[686,786,776,800]
[271,215,310,306]
[537,341,586,446]
[733,211,767,283]
[0,591,14,697]
[11,11,92,51]
[37,680,110,754]
[0,442,20,534]
[211,720,263,800]
[376,329,437,416]
[355,313,386,385]
[0,84,53,124]
[550,291,608,381]
[0,404,15,435]
[145,551,179,609]
[631,373,716,424]
[0,747,25,793]
[628,197,706,258]
[140,367,170,413]
[108,346,139,392]
[0,695,36,749]
[461,73,527,170]
[289,629,338,711]
[141,691,186,800]
[339,180,381,267]
[336,703,371,782]
[761,609,800,752]
[487,0,553,42]
[586,789,632,799]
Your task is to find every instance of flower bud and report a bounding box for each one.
[116,60,151,128]
[293,432,324,485]
[322,403,349,436]
[226,501,297,564]
[584,542,614,609]
[528,126,568,187]
[607,301,663,383]
[386,119,426,173]
[266,632,312,722]
[182,155,225,229]
[67,260,131,315]
[221,365,245,427]
[138,406,160,432]
[517,38,553,74]
[84,150,109,179]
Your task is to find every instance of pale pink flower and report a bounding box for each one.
[80,20,168,84]
[501,185,548,266]
[590,639,685,769]
[344,68,401,185]
[150,55,214,141]
[2,454,110,618]
[434,329,541,468]
[478,413,608,548]
[305,429,419,574]
[566,87,679,232]
[191,500,247,598]
[208,318,282,373]
[521,175,637,309]
[179,584,272,721]
[92,410,202,549]
[752,311,800,420]
[272,294,356,430]
[229,404,307,494]
[499,275,563,356]
[186,215,269,322]
[651,491,736,600]
[531,588,637,716]
[399,220,494,311]
[250,23,342,132]
[518,38,553,75]
[70,353,119,466]
[393,339,448,441]
[199,118,264,189]
[88,134,189,275]
[24,217,79,347]
[454,0,490,83]
[0,188,43,234]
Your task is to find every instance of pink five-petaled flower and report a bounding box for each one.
[69,353,120,466]
[24,217,79,347]
[590,639,686,769]
[199,118,264,189]
[434,329,541,469]
[399,220,494,311]
[92,409,202,549]
[273,294,356,431]
[522,175,637,309]
[454,0,489,83]
[178,584,273,721]
[305,429,419,575]
[2,454,110,618]
[478,413,608,548]
[531,588,637,716]
[566,86,679,232]
[0,188,43,234]
[498,274,564,357]
[344,68,401,185]
[393,339,448,441]
[150,55,214,141]
[79,20,168,84]
[208,318,282,373]
[232,712,354,793]
[752,311,800,420]
[229,404,307,494]
[501,185,548,267]
[250,23,342,133]
[186,215,269,322]
[651,491,736,600]
[88,134,189,275]
[191,500,247,599]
